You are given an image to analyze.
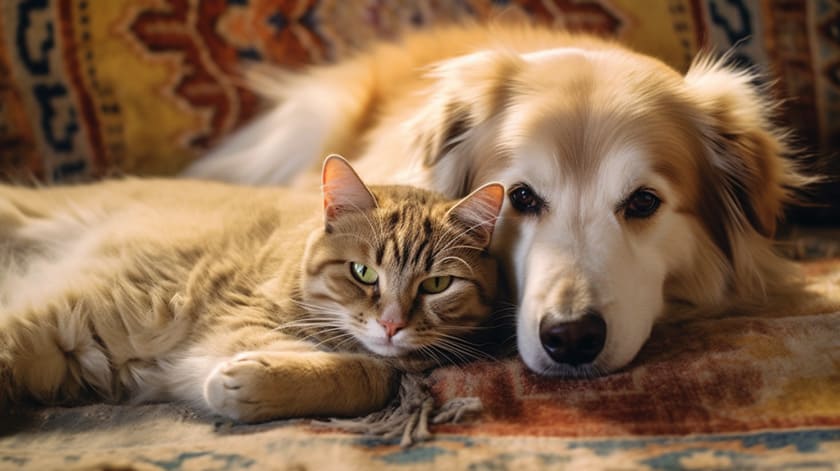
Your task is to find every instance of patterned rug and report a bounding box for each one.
[1,257,839,470]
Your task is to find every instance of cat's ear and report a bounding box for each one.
[446,182,505,248]
[321,154,378,224]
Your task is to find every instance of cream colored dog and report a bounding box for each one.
[184,23,808,377]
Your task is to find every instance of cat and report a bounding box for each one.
[0,155,504,423]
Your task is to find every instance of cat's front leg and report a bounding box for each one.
[203,351,398,423]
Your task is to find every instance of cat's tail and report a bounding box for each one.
[180,60,378,185]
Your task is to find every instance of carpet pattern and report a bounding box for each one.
[1,258,839,469]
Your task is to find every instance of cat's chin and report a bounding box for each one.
[360,338,413,358]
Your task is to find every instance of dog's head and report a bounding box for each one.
[407,44,806,376]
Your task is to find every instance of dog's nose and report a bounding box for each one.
[539,311,606,366]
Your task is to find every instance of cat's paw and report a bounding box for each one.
[203,352,277,423]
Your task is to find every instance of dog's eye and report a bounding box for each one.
[623,189,661,219]
[509,184,545,215]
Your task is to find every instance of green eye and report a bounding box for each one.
[420,276,452,294]
[350,262,378,285]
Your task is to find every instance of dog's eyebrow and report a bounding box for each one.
[440,108,471,155]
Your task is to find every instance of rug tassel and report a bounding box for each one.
[311,373,482,448]
[399,408,420,448]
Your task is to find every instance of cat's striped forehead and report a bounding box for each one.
[369,185,448,207]
[368,186,454,273]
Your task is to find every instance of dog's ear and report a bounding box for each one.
[405,51,522,197]
[683,56,808,238]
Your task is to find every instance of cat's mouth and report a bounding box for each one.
[361,335,415,357]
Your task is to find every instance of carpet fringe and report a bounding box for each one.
[311,373,482,448]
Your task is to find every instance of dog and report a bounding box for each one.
[184,22,808,377]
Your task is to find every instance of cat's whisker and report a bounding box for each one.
[304,326,354,341]
[435,329,492,345]
[433,233,465,255]
[438,256,474,275]
[437,347,471,366]
[330,335,361,352]
[273,329,348,347]
[434,215,498,254]
[425,344,467,370]
[281,311,340,322]
[493,307,519,316]
[414,345,438,367]
[289,297,347,309]
[332,197,385,249]
[313,332,358,350]
[491,318,517,328]
[493,305,519,315]
[419,344,459,370]
[288,306,347,319]
[487,314,520,326]
[289,298,330,309]
[432,335,496,362]
[272,319,346,331]
[275,314,343,323]
[288,299,347,315]
[438,244,484,255]
[492,305,520,317]
[295,312,345,323]
[494,300,518,307]
[495,300,519,308]
[441,323,499,332]
[307,326,353,336]
[275,319,342,327]
[422,335,476,364]
[275,315,344,324]
[273,324,347,335]
[500,333,518,346]
[488,314,518,326]
[434,338,492,360]
[296,329,353,343]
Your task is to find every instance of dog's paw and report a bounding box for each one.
[203,352,276,422]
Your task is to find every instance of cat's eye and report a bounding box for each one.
[350,262,378,285]
[420,276,452,294]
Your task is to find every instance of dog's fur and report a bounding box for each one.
[184,23,809,376]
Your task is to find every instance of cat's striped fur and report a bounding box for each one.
[0,156,504,422]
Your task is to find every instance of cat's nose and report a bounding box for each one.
[539,311,606,366]
[379,302,406,338]
[378,319,406,338]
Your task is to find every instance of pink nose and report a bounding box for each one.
[378,319,406,338]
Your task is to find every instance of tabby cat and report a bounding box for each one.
[0,155,503,422]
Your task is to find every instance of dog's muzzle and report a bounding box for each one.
[538,310,607,366]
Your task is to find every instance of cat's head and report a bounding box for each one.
[301,155,504,368]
